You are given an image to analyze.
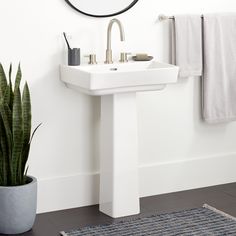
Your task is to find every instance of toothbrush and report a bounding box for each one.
[63,32,72,50]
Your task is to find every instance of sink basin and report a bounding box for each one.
[60,61,179,95]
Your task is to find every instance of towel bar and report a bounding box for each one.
[159,14,204,21]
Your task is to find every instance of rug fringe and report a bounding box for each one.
[60,231,68,236]
[203,204,236,221]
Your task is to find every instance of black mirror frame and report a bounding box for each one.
[64,0,139,18]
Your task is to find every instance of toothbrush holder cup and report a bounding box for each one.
[68,48,80,66]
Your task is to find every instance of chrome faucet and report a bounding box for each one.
[105,18,125,64]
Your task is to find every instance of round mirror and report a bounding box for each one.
[65,0,139,17]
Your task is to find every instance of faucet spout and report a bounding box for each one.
[105,18,125,64]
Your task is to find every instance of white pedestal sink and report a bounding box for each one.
[60,61,179,218]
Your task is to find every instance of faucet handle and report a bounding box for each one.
[119,52,131,63]
[84,54,97,64]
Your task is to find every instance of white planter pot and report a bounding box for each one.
[0,176,37,234]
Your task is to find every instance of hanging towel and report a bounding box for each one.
[203,13,236,123]
[173,15,203,78]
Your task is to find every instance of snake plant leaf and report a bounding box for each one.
[0,140,8,185]
[3,86,12,130]
[0,64,7,89]
[12,88,23,185]
[8,64,14,110]
[21,123,42,181]
[23,165,29,184]
[1,150,7,186]
[3,86,10,108]
[30,123,42,144]
[0,118,11,185]
[0,64,7,98]
[1,144,10,186]
[0,170,3,186]
[3,98,12,131]
[9,63,12,82]
[20,123,42,180]
[0,101,12,157]
[0,147,6,185]
[22,83,31,146]
[21,83,31,178]
[14,64,21,92]
[0,173,2,186]
[0,151,2,185]
[21,143,30,180]
[0,85,13,185]
[0,111,13,185]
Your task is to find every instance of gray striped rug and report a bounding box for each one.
[60,204,236,236]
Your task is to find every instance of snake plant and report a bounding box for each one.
[0,64,40,186]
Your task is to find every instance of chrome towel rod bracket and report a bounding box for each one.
[158,14,174,21]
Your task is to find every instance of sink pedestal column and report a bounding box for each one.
[99,92,140,218]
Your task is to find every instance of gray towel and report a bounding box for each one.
[173,15,203,78]
[203,13,236,123]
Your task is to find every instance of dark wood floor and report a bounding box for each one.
[3,182,236,236]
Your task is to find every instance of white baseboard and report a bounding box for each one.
[37,153,236,213]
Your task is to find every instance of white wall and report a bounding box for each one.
[1,0,236,213]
